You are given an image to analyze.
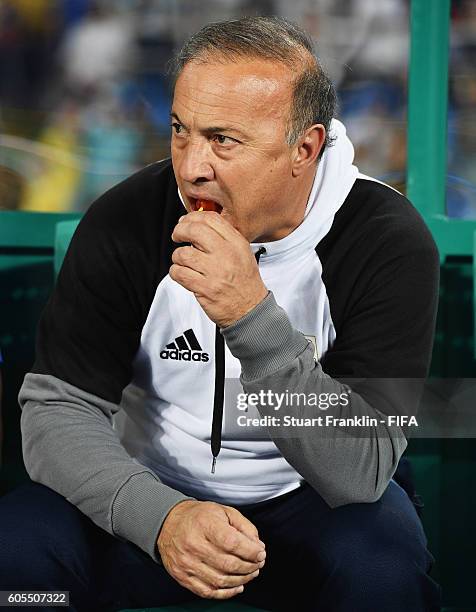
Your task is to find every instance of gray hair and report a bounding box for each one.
[170,16,336,155]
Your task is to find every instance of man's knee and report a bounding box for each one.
[0,482,94,588]
[315,520,429,593]
[300,482,440,609]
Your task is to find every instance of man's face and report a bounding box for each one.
[171,57,305,243]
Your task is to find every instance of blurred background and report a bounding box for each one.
[1,3,476,609]
[0,0,475,217]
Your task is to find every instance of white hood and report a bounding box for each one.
[251,118,359,259]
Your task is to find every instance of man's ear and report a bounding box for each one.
[291,124,326,177]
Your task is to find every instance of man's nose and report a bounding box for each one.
[178,141,214,184]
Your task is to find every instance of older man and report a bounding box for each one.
[2,16,440,612]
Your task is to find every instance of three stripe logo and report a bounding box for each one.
[160,329,209,362]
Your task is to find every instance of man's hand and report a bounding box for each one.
[170,211,268,327]
[157,500,266,599]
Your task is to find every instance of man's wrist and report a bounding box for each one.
[111,471,195,563]
[221,287,269,328]
[221,291,309,381]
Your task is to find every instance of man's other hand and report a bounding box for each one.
[170,212,268,327]
[157,500,266,599]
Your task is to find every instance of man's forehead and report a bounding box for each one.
[173,58,293,121]
[179,56,291,86]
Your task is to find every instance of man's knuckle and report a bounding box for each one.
[203,501,219,511]
[169,263,181,279]
[174,567,188,583]
[189,225,201,242]
[196,516,207,531]
[209,213,223,228]
[223,535,238,551]
[186,540,201,556]
[210,576,223,589]
[222,557,238,574]
[183,246,195,262]
[174,551,187,568]
[208,283,220,299]
[203,212,217,225]
[199,585,213,598]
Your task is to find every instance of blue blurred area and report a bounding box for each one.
[62,0,91,30]
[0,0,475,217]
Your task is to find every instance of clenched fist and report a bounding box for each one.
[157,500,266,599]
[170,211,268,328]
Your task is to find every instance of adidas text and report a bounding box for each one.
[160,348,209,362]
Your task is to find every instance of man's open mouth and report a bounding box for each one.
[190,198,223,214]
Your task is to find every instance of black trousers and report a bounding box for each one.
[0,480,441,611]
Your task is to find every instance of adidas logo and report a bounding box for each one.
[160,329,209,362]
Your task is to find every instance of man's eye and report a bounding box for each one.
[212,134,235,145]
[171,123,183,134]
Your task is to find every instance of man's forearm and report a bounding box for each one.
[222,292,408,507]
[19,373,194,561]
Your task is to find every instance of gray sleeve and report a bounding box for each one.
[19,373,195,561]
[222,292,408,507]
